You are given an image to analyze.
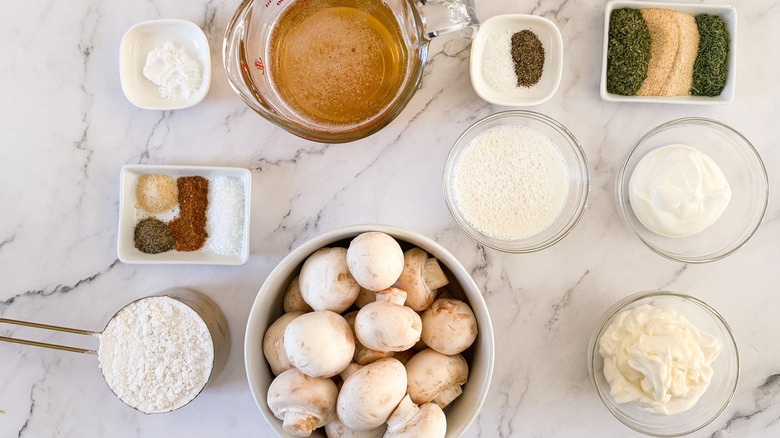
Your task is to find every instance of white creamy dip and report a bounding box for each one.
[598,304,721,416]
[629,144,731,237]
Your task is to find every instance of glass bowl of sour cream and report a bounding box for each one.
[443,111,590,253]
[588,291,739,437]
[615,118,768,263]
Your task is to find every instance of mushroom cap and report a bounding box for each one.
[394,248,449,312]
[324,418,386,438]
[263,311,305,376]
[267,368,338,436]
[284,276,313,313]
[421,298,478,355]
[284,310,355,378]
[344,311,392,365]
[300,247,361,313]
[337,357,407,430]
[354,299,422,353]
[355,287,376,308]
[346,232,404,292]
[405,348,469,407]
[385,395,447,438]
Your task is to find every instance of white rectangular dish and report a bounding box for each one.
[118,164,251,265]
[600,1,736,105]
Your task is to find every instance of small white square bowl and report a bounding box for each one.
[118,165,251,265]
[470,14,563,106]
[119,19,211,110]
[601,1,736,105]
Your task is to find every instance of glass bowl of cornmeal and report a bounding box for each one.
[443,110,589,253]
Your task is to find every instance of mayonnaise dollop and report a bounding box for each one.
[598,304,721,416]
[629,144,731,237]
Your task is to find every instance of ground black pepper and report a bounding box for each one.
[134,218,176,254]
[511,30,545,87]
[168,176,209,252]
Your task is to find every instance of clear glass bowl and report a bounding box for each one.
[615,118,769,263]
[442,111,590,253]
[587,291,739,437]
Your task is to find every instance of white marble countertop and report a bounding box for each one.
[1,0,778,437]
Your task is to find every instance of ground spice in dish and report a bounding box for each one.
[511,30,545,87]
[136,174,178,214]
[134,217,176,254]
[691,14,729,97]
[168,176,209,252]
[606,8,651,95]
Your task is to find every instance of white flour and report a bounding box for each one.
[143,41,202,99]
[98,296,214,413]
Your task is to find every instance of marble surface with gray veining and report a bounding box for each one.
[1,0,778,437]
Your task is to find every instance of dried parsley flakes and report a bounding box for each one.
[691,14,729,96]
[606,8,651,95]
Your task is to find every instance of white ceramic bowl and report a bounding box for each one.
[600,1,736,105]
[615,118,768,263]
[244,224,495,437]
[588,291,739,436]
[470,14,563,106]
[117,164,251,265]
[119,19,211,110]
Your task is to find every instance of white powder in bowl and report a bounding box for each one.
[98,296,214,413]
[143,41,202,100]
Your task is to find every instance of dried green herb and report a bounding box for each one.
[606,8,651,95]
[134,217,176,254]
[691,14,729,96]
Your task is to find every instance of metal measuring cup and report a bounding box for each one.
[0,288,230,413]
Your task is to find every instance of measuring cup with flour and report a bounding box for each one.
[0,288,230,414]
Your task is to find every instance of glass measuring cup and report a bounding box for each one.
[223,0,479,143]
[0,288,230,414]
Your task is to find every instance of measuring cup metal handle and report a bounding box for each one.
[0,318,98,355]
[415,0,480,39]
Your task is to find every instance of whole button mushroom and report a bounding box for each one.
[394,248,449,312]
[354,288,422,353]
[300,247,360,313]
[263,311,305,375]
[420,298,478,355]
[284,310,355,378]
[337,357,407,430]
[405,348,469,408]
[267,368,338,437]
[385,395,446,438]
[346,232,404,291]
[343,311,392,365]
[284,276,313,313]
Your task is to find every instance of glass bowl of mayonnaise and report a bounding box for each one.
[615,118,768,263]
[588,291,739,437]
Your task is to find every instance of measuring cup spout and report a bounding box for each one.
[415,0,480,39]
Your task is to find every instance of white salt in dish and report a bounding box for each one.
[120,19,211,110]
[470,14,563,106]
[117,164,251,265]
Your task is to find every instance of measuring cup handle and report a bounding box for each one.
[0,318,98,355]
[415,0,480,39]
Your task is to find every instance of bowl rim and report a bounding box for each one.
[443,110,590,253]
[244,224,496,437]
[587,290,740,437]
[614,117,769,263]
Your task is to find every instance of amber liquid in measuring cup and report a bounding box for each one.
[267,0,408,130]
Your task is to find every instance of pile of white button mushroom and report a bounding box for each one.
[263,231,479,437]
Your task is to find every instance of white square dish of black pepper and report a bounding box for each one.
[117,164,251,265]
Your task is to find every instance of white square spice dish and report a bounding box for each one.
[600,1,736,105]
[118,164,251,265]
[119,19,211,110]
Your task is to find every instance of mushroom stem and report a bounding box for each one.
[431,384,463,409]
[423,258,448,290]
[375,287,407,306]
[386,395,420,432]
[282,409,319,436]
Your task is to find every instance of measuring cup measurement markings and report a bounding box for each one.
[223,0,479,143]
[0,289,230,414]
